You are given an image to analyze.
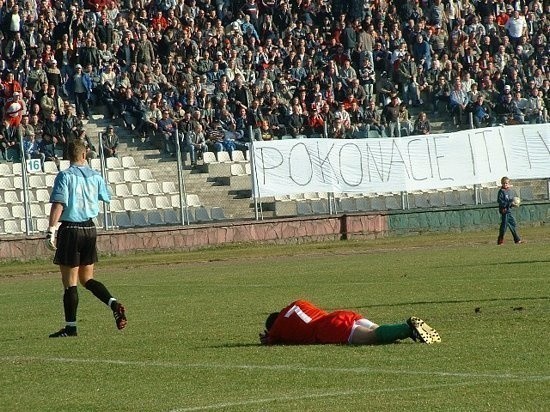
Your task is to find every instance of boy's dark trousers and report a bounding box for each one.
[498,211,520,243]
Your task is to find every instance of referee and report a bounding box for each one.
[47,140,127,337]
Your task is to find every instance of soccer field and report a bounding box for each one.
[1,227,549,411]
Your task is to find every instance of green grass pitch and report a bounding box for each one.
[1,227,549,411]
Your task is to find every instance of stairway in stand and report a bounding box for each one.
[84,112,258,221]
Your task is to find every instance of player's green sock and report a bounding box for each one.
[374,323,411,344]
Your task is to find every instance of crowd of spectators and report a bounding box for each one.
[0,0,548,166]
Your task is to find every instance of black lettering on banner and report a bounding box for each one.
[288,142,313,186]
[315,142,339,184]
[387,140,411,180]
[520,127,532,169]
[433,135,453,181]
[364,141,384,182]
[469,129,493,175]
[407,138,429,181]
[537,130,550,156]
[497,128,509,172]
[258,147,284,185]
[481,130,492,173]
[467,132,476,175]
[339,143,363,186]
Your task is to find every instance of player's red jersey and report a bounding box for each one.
[267,300,364,344]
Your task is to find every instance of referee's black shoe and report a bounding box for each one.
[49,326,77,338]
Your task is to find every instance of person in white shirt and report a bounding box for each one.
[504,10,527,46]
[450,81,470,127]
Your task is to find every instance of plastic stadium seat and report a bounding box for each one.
[146,182,163,196]
[130,183,147,196]
[230,163,245,176]
[13,176,23,189]
[2,190,19,204]
[139,197,155,210]
[45,174,57,187]
[35,217,49,231]
[114,183,131,197]
[154,195,172,209]
[232,151,245,162]
[29,175,47,188]
[0,177,15,190]
[138,168,155,181]
[185,194,201,207]
[170,194,182,208]
[109,199,124,212]
[11,162,23,175]
[43,161,59,174]
[162,181,178,194]
[43,202,51,216]
[30,203,45,217]
[106,157,122,169]
[147,210,165,225]
[129,211,148,226]
[123,169,140,182]
[59,160,71,170]
[311,199,329,214]
[216,151,231,163]
[202,152,217,164]
[90,158,102,171]
[338,198,357,212]
[121,156,137,169]
[107,170,123,183]
[163,209,182,224]
[10,205,25,219]
[0,206,10,218]
[244,163,251,174]
[2,219,22,234]
[113,211,132,228]
[303,192,319,200]
[25,191,36,202]
[210,207,226,220]
[123,198,139,211]
[194,206,211,222]
[0,163,13,176]
[296,200,313,215]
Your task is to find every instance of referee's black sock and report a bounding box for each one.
[84,279,113,307]
[63,286,78,325]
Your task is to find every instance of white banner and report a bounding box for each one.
[251,124,550,197]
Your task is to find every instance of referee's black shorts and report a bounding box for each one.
[53,219,98,267]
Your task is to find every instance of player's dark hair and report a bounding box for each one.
[265,312,279,331]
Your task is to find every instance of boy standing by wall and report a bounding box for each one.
[497,176,523,245]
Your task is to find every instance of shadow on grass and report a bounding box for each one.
[433,259,550,269]
[352,295,549,309]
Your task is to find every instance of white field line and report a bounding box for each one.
[168,380,524,412]
[2,355,549,382]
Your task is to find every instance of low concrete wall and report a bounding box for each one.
[1,203,548,261]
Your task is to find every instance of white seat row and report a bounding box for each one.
[0,217,50,234]
[90,156,138,171]
[108,192,202,212]
[203,150,249,164]
[229,163,252,176]
[106,168,155,184]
